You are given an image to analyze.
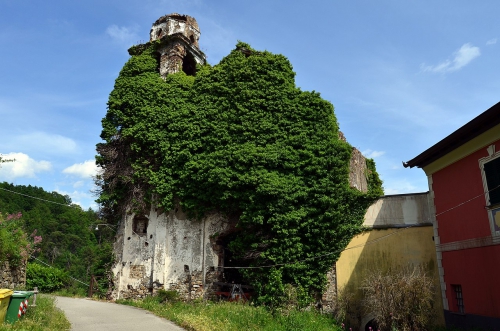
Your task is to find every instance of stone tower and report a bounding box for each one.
[148,13,206,78]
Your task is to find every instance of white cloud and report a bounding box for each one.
[486,38,497,45]
[421,43,480,73]
[73,180,85,188]
[362,149,386,158]
[2,132,77,156]
[62,160,98,179]
[0,152,51,180]
[106,24,140,46]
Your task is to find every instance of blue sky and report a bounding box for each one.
[0,0,498,209]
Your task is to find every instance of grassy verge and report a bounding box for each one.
[117,297,341,331]
[52,286,88,298]
[0,295,70,331]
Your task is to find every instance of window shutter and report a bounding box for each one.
[485,157,500,205]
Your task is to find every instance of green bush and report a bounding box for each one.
[0,212,32,266]
[26,262,69,292]
[155,289,180,303]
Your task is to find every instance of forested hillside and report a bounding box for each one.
[0,182,113,291]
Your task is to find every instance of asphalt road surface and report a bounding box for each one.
[55,296,185,331]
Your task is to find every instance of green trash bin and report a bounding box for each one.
[0,289,13,323]
[5,291,33,324]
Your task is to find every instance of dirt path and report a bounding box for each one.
[55,296,185,331]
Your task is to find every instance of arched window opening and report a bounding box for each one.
[156,28,163,39]
[182,52,196,76]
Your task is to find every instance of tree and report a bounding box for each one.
[0,182,113,294]
[97,41,383,304]
[0,211,42,267]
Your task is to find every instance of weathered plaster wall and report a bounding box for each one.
[364,192,432,227]
[150,14,200,47]
[0,261,26,289]
[111,206,232,300]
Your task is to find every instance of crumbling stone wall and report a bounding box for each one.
[320,265,337,311]
[0,261,26,289]
[339,131,369,192]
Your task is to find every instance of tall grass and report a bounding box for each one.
[118,297,341,331]
[0,295,70,331]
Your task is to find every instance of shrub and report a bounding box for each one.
[362,265,435,331]
[0,212,41,267]
[26,262,69,292]
[156,289,180,303]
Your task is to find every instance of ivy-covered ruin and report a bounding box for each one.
[96,13,383,304]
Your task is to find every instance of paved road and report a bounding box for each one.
[55,296,185,331]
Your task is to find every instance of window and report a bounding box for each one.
[484,156,500,206]
[452,284,464,313]
[132,215,148,236]
[479,146,500,235]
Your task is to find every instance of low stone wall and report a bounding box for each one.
[116,268,221,301]
[0,260,26,289]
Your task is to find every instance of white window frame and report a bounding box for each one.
[479,144,500,236]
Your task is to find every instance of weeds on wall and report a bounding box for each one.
[362,265,435,331]
[97,41,384,305]
[334,265,436,331]
[333,287,364,330]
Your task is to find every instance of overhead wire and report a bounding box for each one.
[0,186,93,287]
[2,180,500,270]
[30,255,90,287]
[221,184,500,269]
[0,187,79,208]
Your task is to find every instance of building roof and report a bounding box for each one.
[403,101,500,169]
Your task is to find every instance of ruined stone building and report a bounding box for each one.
[110,14,379,301]
[110,14,370,305]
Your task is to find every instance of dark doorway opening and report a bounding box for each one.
[216,232,251,285]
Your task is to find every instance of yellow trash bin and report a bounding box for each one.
[0,289,13,323]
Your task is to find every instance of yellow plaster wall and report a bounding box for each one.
[336,226,445,325]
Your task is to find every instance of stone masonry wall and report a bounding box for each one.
[0,260,26,289]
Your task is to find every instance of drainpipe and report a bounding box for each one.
[202,218,206,294]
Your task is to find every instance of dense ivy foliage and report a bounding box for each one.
[97,42,383,304]
[0,182,113,292]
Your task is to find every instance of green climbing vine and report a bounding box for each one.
[97,41,383,305]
